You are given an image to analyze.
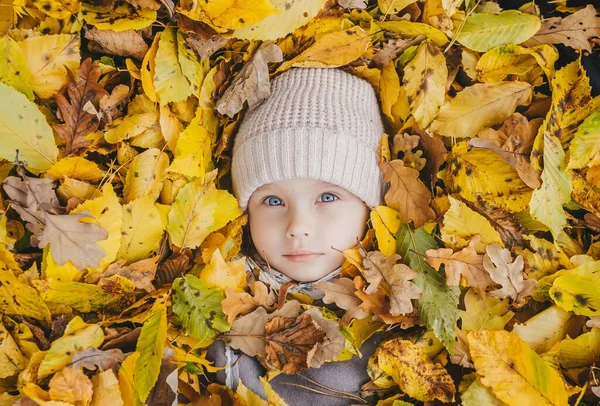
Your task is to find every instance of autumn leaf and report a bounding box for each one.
[221,280,276,324]
[48,366,93,405]
[426,235,494,296]
[85,29,149,60]
[53,58,108,156]
[483,243,535,307]
[315,277,369,324]
[380,159,436,227]
[70,347,128,372]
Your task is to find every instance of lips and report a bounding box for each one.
[283,251,324,263]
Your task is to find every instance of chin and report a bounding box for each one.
[281,265,336,283]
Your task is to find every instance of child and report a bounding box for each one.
[206,67,386,405]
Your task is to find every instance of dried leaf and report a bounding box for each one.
[85,28,149,60]
[70,347,128,371]
[484,243,535,306]
[315,277,369,324]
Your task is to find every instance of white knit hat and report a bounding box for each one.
[231,67,385,211]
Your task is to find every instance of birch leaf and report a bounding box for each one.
[154,28,191,105]
[118,197,165,263]
[430,81,532,139]
[0,36,33,99]
[123,148,169,203]
[456,10,541,52]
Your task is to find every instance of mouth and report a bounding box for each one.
[283,253,324,263]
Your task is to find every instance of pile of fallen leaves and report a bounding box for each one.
[1,0,600,404]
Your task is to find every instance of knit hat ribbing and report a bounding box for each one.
[231,67,385,211]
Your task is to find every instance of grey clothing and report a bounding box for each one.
[205,332,383,405]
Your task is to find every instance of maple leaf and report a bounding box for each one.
[315,277,369,324]
[263,312,327,375]
[425,235,494,296]
[221,280,276,324]
[53,58,108,156]
[483,243,536,307]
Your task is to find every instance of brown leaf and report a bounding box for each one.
[315,277,369,324]
[303,308,346,368]
[469,113,542,189]
[263,312,327,374]
[362,250,422,315]
[226,300,301,357]
[411,123,447,189]
[215,42,283,118]
[48,366,93,405]
[221,280,276,324]
[426,235,494,296]
[144,347,178,406]
[524,4,600,53]
[99,84,130,123]
[380,159,436,227]
[101,327,141,352]
[53,58,108,156]
[465,199,527,248]
[484,243,536,307]
[85,29,149,60]
[70,347,128,371]
[185,32,230,59]
[85,257,159,293]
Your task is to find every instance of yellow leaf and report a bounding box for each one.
[167,170,242,249]
[0,321,27,378]
[236,380,268,406]
[276,26,370,72]
[34,0,78,19]
[118,352,141,406]
[18,33,80,99]
[476,43,558,83]
[370,206,402,257]
[56,178,99,202]
[375,20,448,47]
[38,316,104,379]
[104,110,158,144]
[379,62,410,130]
[81,3,156,31]
[430,81,532,139]
[378,338,455,402]
[568,109,600,169]
[90,370,124,406]
[559,327,600,369]
[118,197,165,263]
[232,0,327,41]
[403,40,447,129]
[154,28,191,105]
[141,35,159,102]
[0,36,33,99]
[0,82,58,171]
[178,0,279,30]
[448,142,532,213]
[123,148,169,203]
[168,107,214,179]
[45,156,104,182]
[199,248,246,292]
[515,235,570,281]
[177,30,210,98]
[512,305,583,354]
[550,263,600,316]
[467,330,569,405]
[260,376,288,405]
[0,265,52,327]
[440,196,503,252]
[378,0,417,14]
[456,10,541,52]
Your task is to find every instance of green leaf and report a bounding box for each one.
[172,274,230,346]
[134,292,168,403]
[0,81,58,170]
[456,10,541,52]
[396,223,459,353]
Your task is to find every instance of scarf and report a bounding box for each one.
[246,251,341,301]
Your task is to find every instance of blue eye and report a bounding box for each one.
[265,196,283,206]
[320,192,338,203]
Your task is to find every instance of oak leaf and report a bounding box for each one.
[85,257,159,293]
[53,58,108,156]
[48,366,94,405]
[483,243,535,306]
[221,281,276,324]
[315,277,369,324]
[425,235,494,296]
[70,347,128,371]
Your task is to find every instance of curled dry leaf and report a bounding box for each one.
[263,312,327,374]
[216,42,283,118]
[85,29,149,60]
[221,280,276,324]
[70,347,129,371]
[315,277,369,324]
[85,257,159,293]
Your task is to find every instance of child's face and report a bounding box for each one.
[247,178,369,282]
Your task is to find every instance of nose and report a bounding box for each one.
[286,206,311,239]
